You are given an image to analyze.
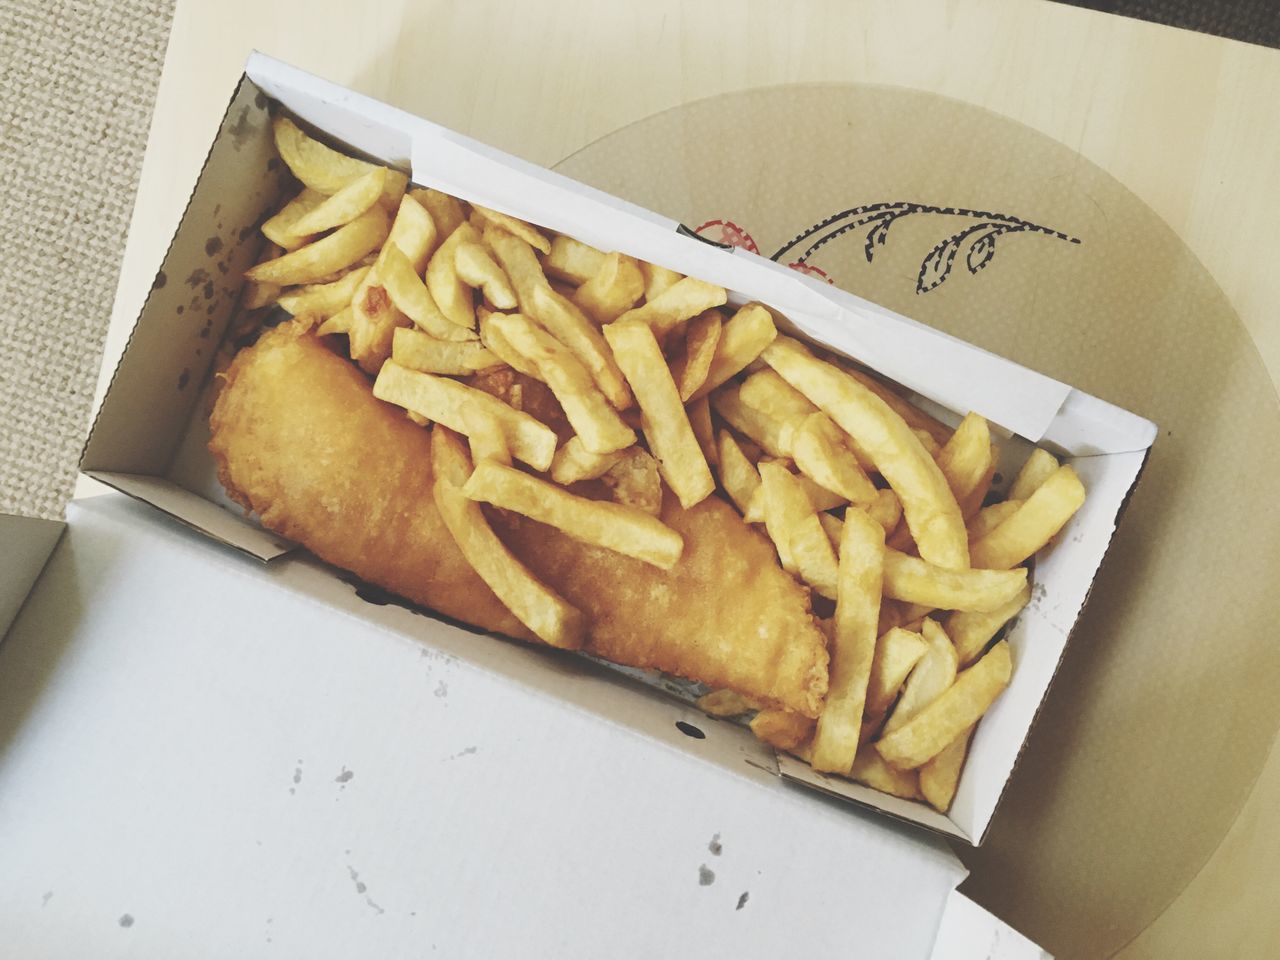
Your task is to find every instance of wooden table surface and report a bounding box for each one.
[96,2,1280,957]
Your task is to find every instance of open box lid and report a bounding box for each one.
[0,494,1047,958]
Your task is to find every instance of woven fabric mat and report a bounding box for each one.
[0,0,173,520]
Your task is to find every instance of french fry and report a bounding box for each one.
[866,488,903,536]
[614,276,727,337]
[970,465,1086,569]
[750,709,815,751]
[277,266,370,320]
[959,444,1000,519]
[380,245,474,343]
[919,725,974,812]
[757,461,840,598]
[840,363,953,449]
[711,383,792,459]
[883,548,1026,612]
[743,470,845,523]
[272,116,404,208]
[850,745,921,800]
[550,436,624,485]
[492,310,635,455]
[937,412,992,507]
[426,222,482,330]
[431,427,583,648]
[461,407,510,467]
[316,306,352,337]
[241,242,284,310]
[477,307,542,380]
[818,510,843,548]
[573,251,644,324]
[792,412,878,504]
[455,241,518,310]
[789,516,841,600]
[716,430,761,514]
[811,509,885,774]
[543,235,606,284]
[671,310,723,401]
[945,581,1032,668]
[762,336,969,570]
[1009,448,1060,501]
[738,368,817,427]
[246,205,389,286]
[472,203,551,254]
[603,320,714,508]
[408,187,465,249]
[531,284,633,410]
[600,447,663,516]
[877,641,1012,770]
[881,619,958,737]
[462,460,683,569]
[690,304,779,400]
[373,361,556,470]
[392,327,498,375]
[639,261,683,300]
[262,187,325,250]
[696,689,758,718]
[968,499,1023,541]
[864,626,929,722]
[288,167,387,236]
[687,395,717,467]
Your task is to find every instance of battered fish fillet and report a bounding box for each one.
[210,326,830,716]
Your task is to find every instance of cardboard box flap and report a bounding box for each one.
[930,890,1052,960]
[0,513,64,642]
[1042,387,1159,456]
[0,492,988,959]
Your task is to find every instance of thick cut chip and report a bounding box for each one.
[850,745,921,800]
[603,320,714,508]
[573,251,644,324]
[919,725,975,812]
[277,266,369,320]
[864,626,930,723]
[970,464,1086,569]
[462,408,511,467]
[757,461,813,575]
[550,435,624,485]
[762,337,968,570]
[818,510,844,548]
[738,368,817,425]
[543,235,606,285]
[839,363,953,449]
[690,304,779,400]
[614,277,727,337]
[288,167,386,236]
[811,509,885,775]
[639,261,683,300]
[937,412,992,507]
[883,548,1026,612]
[711,383,791,459]
[600,447,663,516]
[426,222,482,330]
[788,515,840,600]
[671,309,723,401]
[492,311,634,455]
[687,395,717,467]
[316,306,352,337]
[485,223,546,311]
[472,204,551,253]
[866,489,903,536]
[246,205,389,286]
[262,187,325,250]
[455,241,518,310]
[743,470,845,523]
[531,284,632,410]
[1009,448,1060,501]
[462,460,683,569]
[696,689,758,718]
[750,709,815,751]
[792,412,877,504]
[408,187,464,249]
[392,327,498,375]
[878,641,1012,770]
[477,308,543,380]
[373,361,556,470]
[968,500,1024,541]
[945,581,1031,668]
[272,116,405,208]
[431,428,582,648]
[716,430,761,514]
[959,444,1000,519]
[380,245,474,343]
[881,619,958,738]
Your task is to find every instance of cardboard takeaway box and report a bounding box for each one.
[0,52,1153,954]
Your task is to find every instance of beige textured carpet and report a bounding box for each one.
[0,0,173,520]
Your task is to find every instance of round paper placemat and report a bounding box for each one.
[555,84,1280,959]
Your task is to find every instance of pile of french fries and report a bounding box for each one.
[235,115,1087,814]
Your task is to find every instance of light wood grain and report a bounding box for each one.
[94,2,1280,956]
